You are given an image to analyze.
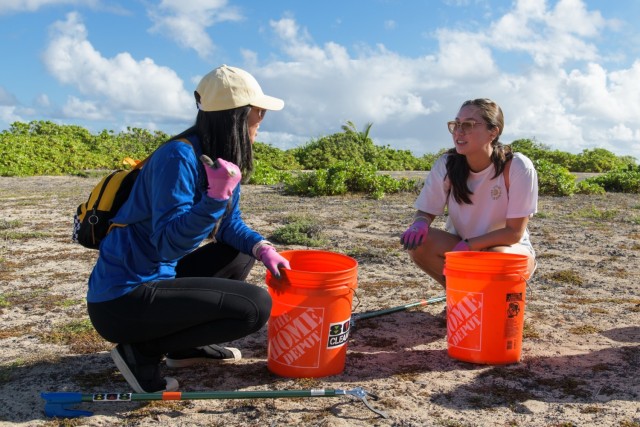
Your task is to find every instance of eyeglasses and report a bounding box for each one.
[250,106,267,120]
[447,120,486,134]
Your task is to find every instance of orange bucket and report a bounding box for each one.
[443,251,529,364]
[265,250,358,377]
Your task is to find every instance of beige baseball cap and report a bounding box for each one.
[195,65,284,112]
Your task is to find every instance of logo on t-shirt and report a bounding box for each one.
[491,185,502,200]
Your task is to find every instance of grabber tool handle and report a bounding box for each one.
[41,392,93,418]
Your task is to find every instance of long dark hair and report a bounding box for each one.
[171,93,254,182]
[446,98,513,204]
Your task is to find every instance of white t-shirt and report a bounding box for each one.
[414,152,538,245]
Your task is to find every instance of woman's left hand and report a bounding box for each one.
[258,246,291,279]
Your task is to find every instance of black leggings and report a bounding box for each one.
[87,242,272,357]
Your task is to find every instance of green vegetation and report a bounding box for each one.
[0,121,168,176]
[282,162,419,199]
[1,120,638,198]
[270,215,327,247]
[39,318,110,354]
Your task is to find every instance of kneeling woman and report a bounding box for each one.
[401,98,538,287]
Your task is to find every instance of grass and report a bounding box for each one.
[569,206,619,221]
[0,230,50,240]
[543,269,584,286]
[0,359,25,384]
[568,325,600,335]
[39,318,111,354]
[522,320,541,339]
[0,219,22,230]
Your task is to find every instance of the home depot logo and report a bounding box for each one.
[447,291,483,350]
[269,305,324,368]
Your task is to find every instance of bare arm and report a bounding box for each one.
[465,216,529,250]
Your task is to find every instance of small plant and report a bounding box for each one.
[522,320,541,339]
[39,318,111,354]
[568,325,600,335]
[544,269,584,285]
[270,215,326,247]
[571,206,618,221]
[0,219,22,230]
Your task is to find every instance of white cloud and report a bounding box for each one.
[434,29,497,78]
[61,96,109,121]
[251,1,639,161]
[35,94,50,107]
[490,0,605,67]
[264,17,443,131]
[0,86,18,105]
[42,12,193,122]
[607,124,639,142]
[0,0,117,15]
[0,106,23,124]
[147,0,243,59]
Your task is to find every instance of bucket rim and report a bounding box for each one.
[444,251,529,261]
[278,249,358,274]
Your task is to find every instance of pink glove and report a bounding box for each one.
[451,239,471,252]
[200,155,241,200]
[401,221,429,250]
[258,246,291,279]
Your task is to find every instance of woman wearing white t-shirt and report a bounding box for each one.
[401,98,538,288]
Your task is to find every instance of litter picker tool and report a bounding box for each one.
[41,387,388,419]
[352,295,446,326]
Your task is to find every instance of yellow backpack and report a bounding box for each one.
[72,138,192,249]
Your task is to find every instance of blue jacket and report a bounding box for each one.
[87,136,264,303]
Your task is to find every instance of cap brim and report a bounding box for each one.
[250,94,284,111]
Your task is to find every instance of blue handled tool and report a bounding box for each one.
[41,387,388,419]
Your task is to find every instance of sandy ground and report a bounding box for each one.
[0,175,639,427]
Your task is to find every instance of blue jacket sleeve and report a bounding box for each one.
[144,143,229,260]
[215,185,265,255]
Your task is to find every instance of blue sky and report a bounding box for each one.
[1,0,639,161]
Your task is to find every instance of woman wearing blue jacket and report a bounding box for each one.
[87,65,290,393]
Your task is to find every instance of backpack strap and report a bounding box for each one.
[107,138,194,234]
[504,158,511,193]
[123,137,193,170]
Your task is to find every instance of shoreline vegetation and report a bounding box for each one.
[1,121,639,199]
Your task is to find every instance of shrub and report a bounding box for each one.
[248,161,293,185]
[253,142,301,170]
[571,148,636,173]
[534,159,576,196]
[270,215,326,246]
[293,122,432,171]
[575,180,606,195]
[283,162,418,199]
[585,170,640,193]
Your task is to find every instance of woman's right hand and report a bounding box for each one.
[200,155,242,200]
[401,221,429,250]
